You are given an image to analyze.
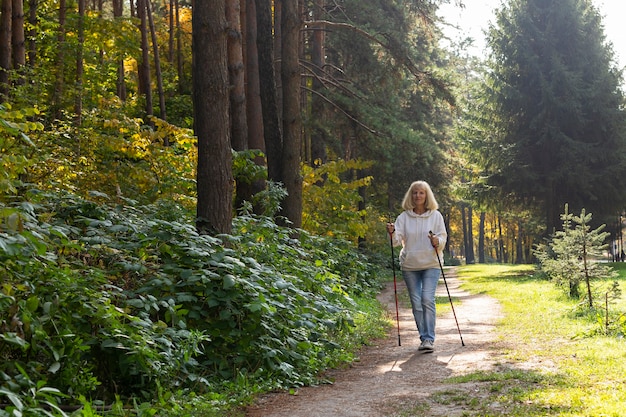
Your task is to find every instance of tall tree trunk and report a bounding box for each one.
[516,221,523,264]
[273,0,282,120]
[137,0,153,121]
[227,0,247,151]
[176,0,184,93]
[52,0,66,119]
[227,0,252,210]
[478,211,486,263]
[0,0,12,98]
[245,0,264,153]
[74,0,85,125]
[113,0,126,100]
[497,215,504,263]
[27,0,36,66]
[193,0,233,235]
[466,205,475,264]
[146,0,166,122]
[168,0,174,62]
[461,205,468,262]
[280,0,303,228]
[309,0,326,165]
[255,0,282,183]
[11,0,24,86]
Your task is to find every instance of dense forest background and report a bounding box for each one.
[2,0,626,415]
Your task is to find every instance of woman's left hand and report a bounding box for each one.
[428,232,438,248]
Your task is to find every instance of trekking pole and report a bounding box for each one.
[429,231,465,347]
[388,219,401,346]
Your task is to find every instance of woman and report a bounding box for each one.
[387,180,447,352]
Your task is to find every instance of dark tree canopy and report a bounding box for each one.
[480,0,626,233]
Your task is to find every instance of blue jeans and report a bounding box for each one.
[402,268,440,342]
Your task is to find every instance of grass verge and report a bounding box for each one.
[428,263,626,417]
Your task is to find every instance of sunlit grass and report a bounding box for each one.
[438,263,626,416]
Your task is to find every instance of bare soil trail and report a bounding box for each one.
[246,268,505,417]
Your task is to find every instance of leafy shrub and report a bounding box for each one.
[0,189,385,411]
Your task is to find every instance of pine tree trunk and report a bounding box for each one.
[466,205,475,264]
[309,0,326,164]
[245,0,265,153]
[461,205,468,261]
[74,0,85,125]
[280,0,303,229]
[273,0,282,119]
[168,0,174,63]
[227,0,247,152]
[113,0,126,100]
[176,0,184,93]
[193,0,233,235]
[146,0,166,122]
[255,0,282,184]
[0,0,12,98]
[137,0,153,120]
[478,211,486,263]
[52,0,66,118]
[11,0,24,84]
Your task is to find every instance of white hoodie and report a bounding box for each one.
[392,209,447,271]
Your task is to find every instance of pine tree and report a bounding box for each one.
[480,0,626,233]
[535,204,617,307]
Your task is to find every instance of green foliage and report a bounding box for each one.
[0,103,44,199]
[302,159,374,242]
[535,205,618,307]
[24,104,198,209]
[0,189,386,412]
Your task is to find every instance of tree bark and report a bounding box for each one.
[466,205,475,264]
[280,0,303,228]
[0,0,12,98]
[168,0,174,63]
[309,0,326,164]
[516,221,523,264]
[228,0,254,210]
[176,0,184,93]
[245,0,264,153]
[51,0,66,119]
[74,0,85,125]
[255,0,282,183]
[461,205,467,261]
[137,0,153,120]
[227,0,247,152]
[193,0,233,235]
[11,0,24,76]
[273,0,282,119]
[146,0,166,122]
[478,211,486,263]
[113,0,126,100]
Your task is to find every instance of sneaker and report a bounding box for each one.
[418,340,434,352]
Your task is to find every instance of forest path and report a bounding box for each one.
[246,268,506,417]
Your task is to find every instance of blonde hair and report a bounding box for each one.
[401,181,439,211]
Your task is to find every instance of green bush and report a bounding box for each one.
[0,189,385,412]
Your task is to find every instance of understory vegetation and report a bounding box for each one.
[0,190,390,416]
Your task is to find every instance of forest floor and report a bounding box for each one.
[245,268,510,417]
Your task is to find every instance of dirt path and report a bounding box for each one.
[246,268,504,417]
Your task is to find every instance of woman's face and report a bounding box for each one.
[412,187,426,206]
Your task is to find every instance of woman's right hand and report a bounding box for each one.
[386,223,395,234]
